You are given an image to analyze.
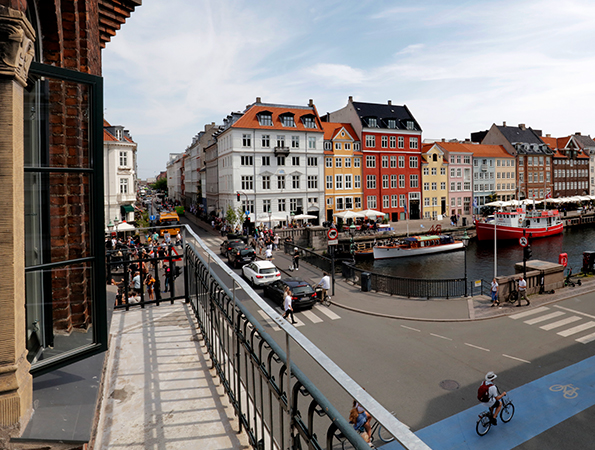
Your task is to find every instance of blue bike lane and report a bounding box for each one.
[384,354,595,449]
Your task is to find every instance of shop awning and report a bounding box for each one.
[121,204,135,213]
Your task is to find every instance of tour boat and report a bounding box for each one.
[475,208,563,241]
[373,235,464,259]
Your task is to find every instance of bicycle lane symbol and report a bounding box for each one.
[550,384,579,399]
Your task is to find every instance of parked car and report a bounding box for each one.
[242,261,281,287]
[220,239,246,258]
[228,246,256,269]
[263,278,318,310]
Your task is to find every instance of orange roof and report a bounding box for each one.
[104,129,117,141]
[432,141,475,155]
[541,136,558,149]
[321,122,359,141]
[558,136,572,148]
[459,143,512,158]
[553,149,567,158]
[103,118,111,127]
[232,104,324,132]
[421,143,433,153]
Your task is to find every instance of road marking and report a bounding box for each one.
[524,311,565,325]
[257,310,280,331]
[464,343,490,352]
[540,316,582,330]
[314,305,341,320]
[557,321,595,337]
[554,305,595,320]
[510,306,550,319]
[301,309,323,324]
[502,354,531,364]
[401,325,421,332]
[430,333,452,341]
[576,331,595,344]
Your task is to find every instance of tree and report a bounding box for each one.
[151,178,167,192]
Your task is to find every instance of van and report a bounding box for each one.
[158,212,180,237]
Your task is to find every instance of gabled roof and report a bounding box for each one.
[461,143,512,158]
[540,136,558,149]
[570,134,595,150]
[351,101,421,131]
[320,122,359,141]
[432,141,475,155]
[231,104,324,132]
[496,125,544,146]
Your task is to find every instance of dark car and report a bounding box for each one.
[220,239,246,258]
[228,246,256,269]
[263,278,317,310]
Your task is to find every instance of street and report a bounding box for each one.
[183,215,595,449]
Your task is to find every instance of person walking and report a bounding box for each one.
[292,247,300,271]
[491,278,500,307]
[282,288,297,324]
[516,276,530,307]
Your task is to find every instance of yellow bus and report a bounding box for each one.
[158,212,180,237]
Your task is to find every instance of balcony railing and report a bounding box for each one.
[274,146,290,156]
[106,225,429,450]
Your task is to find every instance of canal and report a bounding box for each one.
[355,225,595,282]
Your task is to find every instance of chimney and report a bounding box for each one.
[464,138,471,143]
[503,121,506,127]
[348,96,353,102]
[519,123,526,130]
[256,97,261,103]
[388,100,392,105]
[546,134,551,137]
[576,132,581,136]
[441,138,445,142]
[308,99,313,107]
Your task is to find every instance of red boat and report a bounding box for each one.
[475,208,563,241]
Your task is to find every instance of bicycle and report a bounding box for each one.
[336,415,395,449]
[315,287,331,306]
[506,279,519,304]
[476,394,515,436]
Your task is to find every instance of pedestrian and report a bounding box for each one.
[145,273,155,300]
[282,288,297,324]
[273,234,279,251]
[265,246,273,261]
[491,278,500,307]
[292,247,300,271]
[130,271,141,291]
[517,276,530,307]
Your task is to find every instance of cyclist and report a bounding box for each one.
[479,371,507,425]
[349,400,372,443]
[315,272,331,303]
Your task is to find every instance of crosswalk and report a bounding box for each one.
[510,306,595,344]
[258,305,342,331]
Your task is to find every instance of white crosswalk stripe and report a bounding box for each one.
[540,316,582,330]
[557,321,595,337]
[510,306,550,319]
[524,311,565,325]
[511,307,595,344]
[257,305,341,330]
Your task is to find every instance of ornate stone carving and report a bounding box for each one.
[0,5,35,87]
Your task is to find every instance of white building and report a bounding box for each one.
[184,123,219,211]
[166,153,184,203]
[214,98,326,224]
[103,120,137,227]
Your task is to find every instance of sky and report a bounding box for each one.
[103,0,595,180]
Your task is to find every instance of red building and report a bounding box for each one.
[326,97,422,220]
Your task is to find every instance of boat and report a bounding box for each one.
[475,208,563,241]
[372,235,464,259]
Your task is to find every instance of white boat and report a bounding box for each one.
[373,235,464,259]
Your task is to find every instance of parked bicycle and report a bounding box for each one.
[564,266,582,287]
[506,279,519,304]
[476,394,515,436]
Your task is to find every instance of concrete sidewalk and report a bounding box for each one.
[92,298,250,450]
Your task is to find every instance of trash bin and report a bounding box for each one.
[361,272,371,292]
[462,217,467,227]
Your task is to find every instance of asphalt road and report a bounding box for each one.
[182,216,595,449]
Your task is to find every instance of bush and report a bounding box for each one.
[175,206,185,216]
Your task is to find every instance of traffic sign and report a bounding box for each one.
[519,236,528,247]
[327,228,338,240]
[149,215,156,221]
[245,210,250,216]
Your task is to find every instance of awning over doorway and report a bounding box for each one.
[121,204,134,213]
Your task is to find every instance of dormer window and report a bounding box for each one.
[367,117,377,128]
[406,121,415,130]
[280,113,296,127]
[115,128,123,140]
[387,119,396,129]
[301,115,317,129]
[257,112,273,126]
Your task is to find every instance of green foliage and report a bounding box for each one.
[137,210,149,229]
[151,178,168,192]
[175,206,185,216]
[226,205,238,227]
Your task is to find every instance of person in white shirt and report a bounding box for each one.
[282,289,296,324]
[265,247,273,261]
[316,272,331,303]
[517,276,530,307]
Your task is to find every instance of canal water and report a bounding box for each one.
[355,225,595,282]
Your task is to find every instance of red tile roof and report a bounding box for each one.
[460,143,512,158]
[104,129,118,141]
[321,122,359,141]
[232,104,324,132]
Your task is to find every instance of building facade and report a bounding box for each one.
[420,144,448,219]
[166,153,184,203]
[327,97,423,221]
[434,142,474,217]
[215,99,325,224]
[469,144,511,213]
[321,122,363,222]
[104,120,137,226]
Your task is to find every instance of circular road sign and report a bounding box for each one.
[519,236,528,247]
[327,228,338,240]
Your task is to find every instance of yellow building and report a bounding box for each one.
[321,123,363,223]
[495,154,516,201]
[421,144,449,219]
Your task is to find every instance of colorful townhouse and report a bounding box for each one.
[420,144,449,219]
[468,144,511,213]
[321,122,363,222]
[542,134,591,198]
[326,97,423,221]
[432,142,474,217]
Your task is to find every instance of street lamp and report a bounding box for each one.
[462,230,470,297]
[114,216,121,237]
[107,220,114,233]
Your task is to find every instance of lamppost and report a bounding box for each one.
[462,230,470,297]
[113,216,120,238]
[268,208,272,231]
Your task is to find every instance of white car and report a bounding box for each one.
[242,261,281,287]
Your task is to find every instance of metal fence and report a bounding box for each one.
[183,226,430,450]
[342,261,467,299]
